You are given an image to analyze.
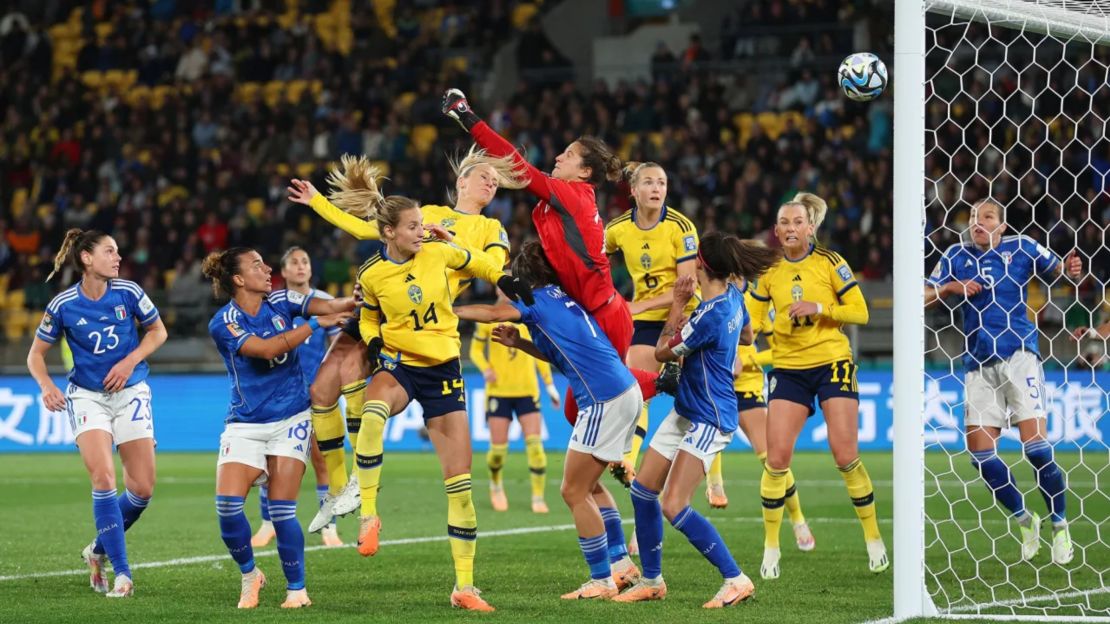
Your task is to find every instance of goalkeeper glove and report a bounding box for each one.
[366,336,384,373]
[497,275,535,306]
[442,88,480,131]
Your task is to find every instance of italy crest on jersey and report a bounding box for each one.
[1001,252,1012,265]
[408,285,423,304]
[114,305,127,320]
[272,316,287,331]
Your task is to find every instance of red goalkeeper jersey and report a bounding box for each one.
[471,122,616,313]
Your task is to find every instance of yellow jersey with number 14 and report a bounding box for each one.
[749,245,868,370]
[358,241,503,367]
[604,206,699,322]
[308,195,509,296]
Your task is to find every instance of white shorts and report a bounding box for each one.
[965,351,1045,430]
[67,381,154,446]
[217,410,313,476]
[648,410,733,473]
[568,384,643,463]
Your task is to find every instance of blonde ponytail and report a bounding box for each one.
[325,154,418,231]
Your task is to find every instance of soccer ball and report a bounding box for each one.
[838,53,888,102]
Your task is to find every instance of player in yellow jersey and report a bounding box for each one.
[469,294,561,514]
[286,146,526,534]
[604,162,699,489]
[328,159,530,611]
[731,280,814,549]
[747,192,887,580]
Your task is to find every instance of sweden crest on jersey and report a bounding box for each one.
[408,284,423,304]
[640,253,652,270]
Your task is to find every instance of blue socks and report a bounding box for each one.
[93,489,149,556]
[216,495,255,574]
[671,505,741,579]
[269,499,306,590]
[1024,440,1068,524]
[630,480,664,579]
[970,449,1026,518]
[92,489,131,579]
[598,506,628,563]
[577,534,611,580]
[259,486,271,522]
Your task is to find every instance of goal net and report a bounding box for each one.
[915,0,1110,620]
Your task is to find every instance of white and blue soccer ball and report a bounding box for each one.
[838,52,888,102]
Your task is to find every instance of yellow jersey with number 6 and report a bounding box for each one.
[750,245,865,370]
[358,241,503,367]
[604,206,699,322]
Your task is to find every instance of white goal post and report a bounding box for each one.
[894,0,1110,622]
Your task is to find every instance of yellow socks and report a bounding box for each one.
[525,435,546,499]
[486,443,507,488]
[356,400,388,517]
[623,403,650,466]
[784,467,806,525]
[761,464,789,549]
[758,451,806,525]
[312,402,347,493]
[341,380,367,437]
[445,473,477,588]
[707,452,724,487]
[839,457,881,542]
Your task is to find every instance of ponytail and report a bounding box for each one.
[448,144,530,205]
[576,136,622,187]
[201,247,254,298]
[326,154,418,231]
[47,228,109,282]
[697,232,781,283]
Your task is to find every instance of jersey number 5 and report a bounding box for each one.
[409,303,439,331]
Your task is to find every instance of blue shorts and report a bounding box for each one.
[486,395,541,419]
[631,320,665,346]
[768,359,859,417]
[381,359,466,419]
[735,390,767,412]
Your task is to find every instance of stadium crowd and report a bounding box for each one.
[1,0,896,338]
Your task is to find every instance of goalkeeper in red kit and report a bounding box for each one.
[443,89,674,434]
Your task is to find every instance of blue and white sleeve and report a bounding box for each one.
[1027,238,1061,277]
[925,249,953,287]
[36,307,64,344]
[210,316,254,355]
[671,305,717,356]
[130,286,161,326]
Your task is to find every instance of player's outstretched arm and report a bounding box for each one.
[491,324,547,362]
[454,303,522,323]
[239,313,348,361]
[288,178,382,240]
[308,295,357,316]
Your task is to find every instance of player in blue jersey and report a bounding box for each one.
[926,199,1082,565]
[613,232,779,608]
[455,241,645,601]
[27,228,168,599]
[251,247,344,548]
[202,247,355,609]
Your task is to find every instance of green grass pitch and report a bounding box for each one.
[0,450,1103,623]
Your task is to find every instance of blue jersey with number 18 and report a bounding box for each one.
[208,290,315,424]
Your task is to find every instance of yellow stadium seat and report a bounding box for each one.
[81,71,105,89]
[6,290,26,310]
[275,163,291,177]
[296,163,316,179]
[512,3,539,28]
[286,80,308,103]
[10,188,28,220]
[247,198,266,220]
[410,124,438,157]
[125,85,151,107]
[395,91,417,115]
[163,269,177,290]
[263,81,284,107]
[95,22,113,40]
[647,132,664,151]
[237,82,261,103]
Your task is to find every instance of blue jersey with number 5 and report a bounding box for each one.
[209,290,315,424]
[36,280,160,392]
[926,235,1059,370]
[511,285,634,409]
